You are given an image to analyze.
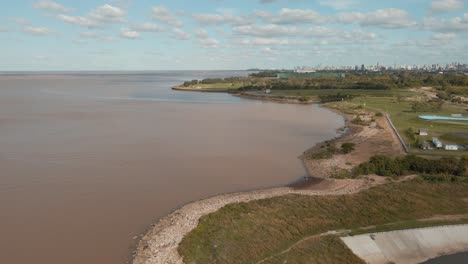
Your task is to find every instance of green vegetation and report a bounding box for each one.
[341,142,356,154]
[348,218,468,236]
[354,155,467,177]
[179,180,468,263]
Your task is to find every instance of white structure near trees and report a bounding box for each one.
[432,137,443,148]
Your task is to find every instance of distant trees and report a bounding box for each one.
[318,93,355,103]
[354,155,467,177]
[410,101,443,112]
[181,72,468,95]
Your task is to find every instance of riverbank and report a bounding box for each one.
[132,87,412,263]
[234,91,317,104]
[132,176,403,264]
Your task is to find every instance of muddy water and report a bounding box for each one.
[0,71,343,264]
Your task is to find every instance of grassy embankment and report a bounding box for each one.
[179,179,468,263]
[173,82,244,92]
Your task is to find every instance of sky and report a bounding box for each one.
[0,0,467,70]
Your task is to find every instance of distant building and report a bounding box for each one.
[445,144,459,151]
[419,129,428,136]
[432,137,443,148]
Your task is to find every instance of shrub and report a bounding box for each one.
[341,142,356,154]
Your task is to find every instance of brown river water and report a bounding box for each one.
[0,71,343,264]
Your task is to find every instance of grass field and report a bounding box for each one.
[271,88,416,98]
[179,179,468,263]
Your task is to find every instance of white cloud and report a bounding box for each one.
[33,1,72,13]
[194,29,209,39]
[199,38,220,48]
[261,47,275,55]
[171,28,190,40]
[56,4,126,28]
[319,0,358,10]
[431,32,457,40]
[233,24,297,37]
[131,23,165,32]
[89,4,126,23]
[22,26,54,35]
[193,13,253,26]
[336,8,416,28]
[236,38,291,46]
[79,31,115,42]
[429,0,464,14]
[258,8,326,24]
[151,6,182,26]
[58,14,98,28]
[423,14,468,32]
[120,28,140,39]
[0,26,8,32]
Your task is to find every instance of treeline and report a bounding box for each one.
[354,155,467,177]
[182,72,468,94]
[318,93,356,103]
[248,70,285,78]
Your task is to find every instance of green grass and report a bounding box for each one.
[348,218,468,236]
[326,97,468,156]
[440,132,468,145]
[271,88,415,98]
[179,180,468,263]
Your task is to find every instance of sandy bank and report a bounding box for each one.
[342,224,468,264]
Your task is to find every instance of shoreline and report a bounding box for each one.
[132,177,394,264]
[131,88,404,264]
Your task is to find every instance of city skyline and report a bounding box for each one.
[1,0,467,71]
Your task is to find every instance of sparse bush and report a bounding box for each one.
[341,142,356,154]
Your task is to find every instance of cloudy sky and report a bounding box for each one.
[1,0,467,70]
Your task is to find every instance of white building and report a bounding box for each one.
[432,137,443,148]
[419,129,428,136]
[445,144,459,151]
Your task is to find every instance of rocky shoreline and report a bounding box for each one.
[132,177,389,264]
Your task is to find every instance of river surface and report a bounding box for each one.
[0,71,343,264]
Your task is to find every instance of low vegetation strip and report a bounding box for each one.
[178,180,468,263]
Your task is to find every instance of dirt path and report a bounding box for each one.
[132,176,409,264]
